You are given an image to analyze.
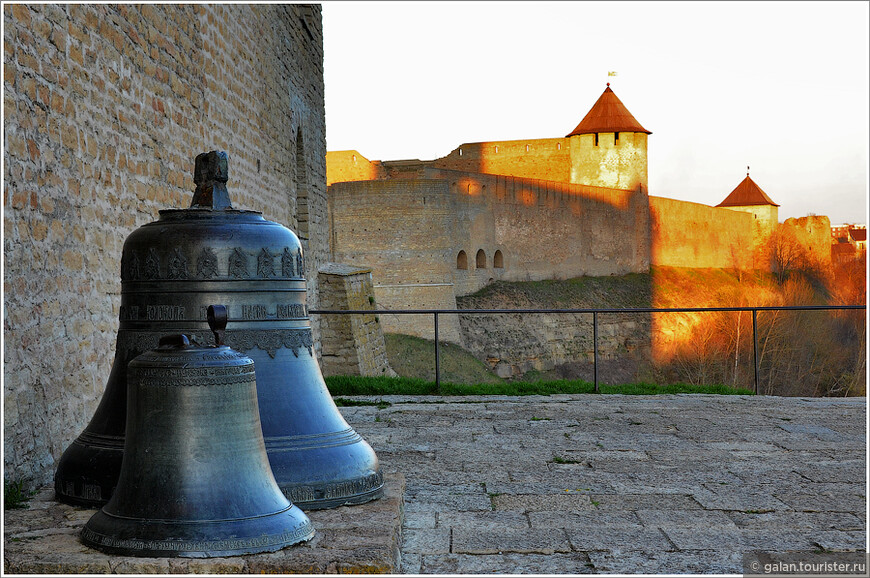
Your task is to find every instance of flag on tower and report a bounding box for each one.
[608,71,618,77]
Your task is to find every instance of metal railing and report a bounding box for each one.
[310,305,866,394]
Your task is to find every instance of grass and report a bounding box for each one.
[332,397,392,409]
[4,480,34,510]
[384,333,502,384]
[459,272,653,309]
[325,375,755,396]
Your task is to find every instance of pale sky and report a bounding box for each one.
[321,0,869,226]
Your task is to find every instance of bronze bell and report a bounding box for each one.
[81,306,314,557]
[55,151,383,509]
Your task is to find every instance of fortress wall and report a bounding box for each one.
[4,4,327,486]
[432,138,571,183]
[424,168,650,293]
[650,196,755,269]
[781,215,833,267]
[327,179,461,342]
[326,150,379,186]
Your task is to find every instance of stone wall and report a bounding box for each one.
[3,4,327,487]
[328,178,462,342]
[424,167,651,288]
[317,263,395,377]
[649,196,756,270]
[327,169,650,341]
[325,150,379,187]
[432,138,571,183]
[780,215,833,268]
[457,309,652,380]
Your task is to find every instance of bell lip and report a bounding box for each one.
[80,507,315,558]
[294,484,385,511]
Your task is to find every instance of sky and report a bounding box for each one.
[321,0,869,226]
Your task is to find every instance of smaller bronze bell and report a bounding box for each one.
[81,306,314,557]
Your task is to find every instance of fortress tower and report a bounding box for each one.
[566,84,651,192]
[716,169,780,237]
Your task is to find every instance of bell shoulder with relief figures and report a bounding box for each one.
[55,151,383,509]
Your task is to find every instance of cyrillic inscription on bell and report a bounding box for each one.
[55,151,383,510]
[81,308,314,558]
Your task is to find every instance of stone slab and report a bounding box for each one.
[587,548,745,574]
[419,552,597,574]
[3,473,404,574]
[452,527,572,554]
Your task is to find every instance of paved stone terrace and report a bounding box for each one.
[3,475,405,574]
[4,394,866,574]
[345,394,865,574]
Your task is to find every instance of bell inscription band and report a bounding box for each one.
[81,306,314,557]
[55,151,383,509]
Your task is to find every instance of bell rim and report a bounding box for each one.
[80,508,314,558]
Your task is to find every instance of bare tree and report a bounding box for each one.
[768,226,806,284]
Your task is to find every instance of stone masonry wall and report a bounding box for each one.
[649,196,756,270]
[327,170,650,342]
[3,4,327,488]
[328,179,462,342]
[780,215,833,267]
[422,167,651,290]
[456,310,652,380]
[431,138,571,183]
[325,150,378,187]
[317,263,395,377]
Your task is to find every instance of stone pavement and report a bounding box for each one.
[3,475,405,573]
[4,394,866,574]
[342,394,865,574]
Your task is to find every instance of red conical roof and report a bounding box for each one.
[716,174,779,207]
[567,84,651,137]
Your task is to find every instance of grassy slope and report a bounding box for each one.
[384,333,502,384]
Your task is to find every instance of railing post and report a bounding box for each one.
[593,311,599,393]
[434,312,440,393]
[752,309,759,395]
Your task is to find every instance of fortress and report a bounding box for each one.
[2,5,839,489]
[325,84,832,341]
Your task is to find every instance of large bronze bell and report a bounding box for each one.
[56,151,383,509]
[81,306,314,557]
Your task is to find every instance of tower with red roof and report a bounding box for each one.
[566,83,652,192]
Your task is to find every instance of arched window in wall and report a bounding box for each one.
[476,249,486,269]
[493,250,504,268]
[457,250,468,270]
